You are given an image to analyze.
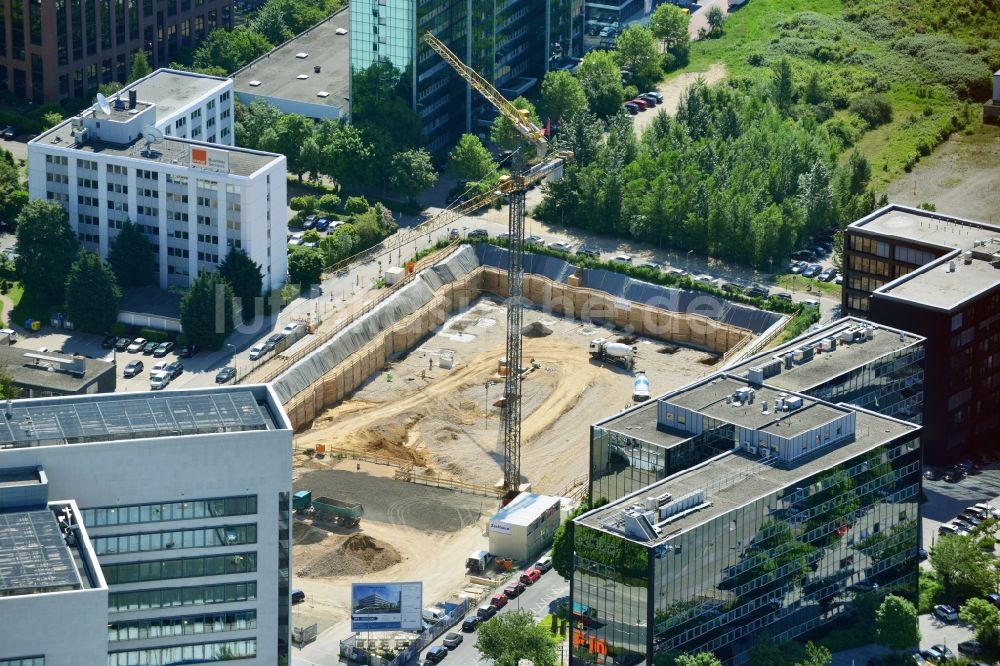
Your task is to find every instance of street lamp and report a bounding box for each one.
[686,249,694,273]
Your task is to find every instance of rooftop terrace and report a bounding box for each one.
[0,388,283,449]
[579,409,917,544]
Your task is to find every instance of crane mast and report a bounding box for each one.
[424,32,568,494]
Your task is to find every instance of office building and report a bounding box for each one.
[0,386,293,665]
[350,0,584,152]
[28,69,288,292]
[0,0,234,103]
[842,204,1000,464]
[573,373,921,665]
[0,345,116,398]
[590,318,925,504]
[232,9,350,122]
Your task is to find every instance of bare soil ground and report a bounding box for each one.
[886,124,1000,224]
[295,297,727,494]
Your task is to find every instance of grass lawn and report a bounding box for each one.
[9,284,57,329]
[3,282,23,327]
[773,274,842,298]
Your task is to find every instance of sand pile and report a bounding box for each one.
[522,321,552,338]
[296,532,403,579]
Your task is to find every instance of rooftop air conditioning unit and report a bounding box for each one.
[73,127,89,145]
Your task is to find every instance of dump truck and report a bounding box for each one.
[292,490,312,512]
[312,496,364,527]
[589,338,637,369]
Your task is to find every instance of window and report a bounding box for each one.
[108,610,256,642]
[82,495,257,527]
[92,524,256,555]
[102,552,257,584]
[109,581,257,613]
[107,639,256,665]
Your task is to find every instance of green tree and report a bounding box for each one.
[576,50,626,119]
[388,149,438,201]
[539,70,589,123]
[650,3,691,67]
[98,81,125,97]
[107,220,155,288]
[320,228,355,265]
[180,273,235,350]
[675,654,722,666]
[960,598,1000,648]
[448,134,497,182]
[748,634,783,666]
[344,196,370,215]
[475,609,557,666]
[875,595,920,651]
[251,1,292,45]
[63,252,120,333]
[706,6,727,37]
[218,247,264,322]
[316,120,372,189]
[490,97,541,152]
[798,161,834,231]
[771,58,795,111]
[0,157,27,227]
[262,114,314,181]
[193,27,272,74]
[553,109,604,166]
[235,99,283,150]
[613,25,662,90]
[0,369,20,399]
[288,247,324,288]
[128,50,152,83]
[930,535,1000,599]
[795,642,832,666]
[41,111,63,129]
[15,199,81,303]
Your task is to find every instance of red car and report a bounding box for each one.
[504,582,526,599]
[489,593,508,608]
[520,568,541,586]
[630,98,649,110]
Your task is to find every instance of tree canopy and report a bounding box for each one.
[539,70,589,124]
[388,149,437,201]
[128,51,152,83]
[875,595,919,651]
[490,97,540,152]
[475,609,557,666]
[960,598,1000,650]
[64,252,121,334]
[930,534,1000,599]
[218,247,264,322]
[288,247,324,288]
[15,199,81,303]
[107,220,155,289]
[180,273,235,350]
[613,25,662,90]
[575,50,625,119]
[194,27,272,74]
[675,654,722,666]
[448,134,497,182]
[649,3,691,69]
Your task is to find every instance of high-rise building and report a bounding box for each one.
[590,318,925,505]
[0,0,234,104]
[350,0,584,152]
[28,68,288,292]
[842,204,1000,464]
[0,386,293,665]
[573,371,922,665]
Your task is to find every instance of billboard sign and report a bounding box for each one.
[189,145,230,173]
[489,520,512,534]
[350,582,423,631]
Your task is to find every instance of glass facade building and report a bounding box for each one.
[350,0,583,152]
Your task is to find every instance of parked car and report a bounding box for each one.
[127,337,147,353]
[503,582,525,598]
[790,261,808,274]
[520,568,541,586]
[291,589,305,604]
[924,467,944,481]
[933,604,959,623]
[448,228,460,240]
[115,337,132,352]
[746,284,770,298]
[535,556,552,573]
[249,343,268,361]
[165,362,184,379]
[640,261,661,271]
[142,340,159,355]
[985,593,1000,609]
[123,360,144,377]
[153,341,174,357]
[801,264,823,279]
[265,333,286,351]
[468,228,489,239]
[525,235,545,245]
[611,254,633,264]
[576,246,600,258]
[315,218,330,232]
[151,361,170,374]
[958,640,984,656]
[791,250,816,261]
[281,321,302,337]
[426,646,449,663]
[101,335,118,349]
[461,616,480,632]
[549,240,573,252]
[801,299,820,309]
[489,593,508,609]
[149,371,171,390]
[476,604,497,620]
[442,633,463,649]
[931,644,955,661]
[178,344,199,358]
[630,98,649,111]
[623,101,639,115]
[920,649,944,664]
[215,366,237,383]
[772,292,793,301]
[302,215,316,229]
[645,91,663,104]
[639,93,659,106]
[818,268,838,282]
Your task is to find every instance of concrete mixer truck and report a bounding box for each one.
[589,338,637,369]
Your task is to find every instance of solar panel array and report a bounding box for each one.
[0,391,267,448]
[0,510,81,596]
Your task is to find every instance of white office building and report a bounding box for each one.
[0,386,293,665]
[28,68,288,292]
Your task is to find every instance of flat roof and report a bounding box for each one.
[231,9,350,112]
[878,253,1000,311]
[850,205,1000,253]
[596,401,690,450]
[124,68,229,118]
[579,410,917,544]
[492,493,560,527]
[0,388,283,449]
[0,509,83,597]
[0,345,114,392]
[37,118,281,177]
[724,317,925,393]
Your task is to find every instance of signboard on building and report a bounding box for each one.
[350,582,423,631]
[189,146,230,173]
[489,520,512,534]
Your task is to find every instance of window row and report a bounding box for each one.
[108,610,256,643]
[848,255,890,277]
[46,172,68,184]
[102,552,257,585]
[0,659,43,666]
[109,581,257,614]
[849,235,889,258]
[82,495,257,527]
[107,639,256,666]
[93,524,257,556]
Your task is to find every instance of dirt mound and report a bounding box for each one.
[349,418,428,465]
[297,533,403,579]
[522,321,552,338]
[293,521,329,546]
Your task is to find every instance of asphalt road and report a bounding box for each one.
[417,567,569,665]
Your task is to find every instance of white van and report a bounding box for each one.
[0,328,16,344]
[421,607,445,624]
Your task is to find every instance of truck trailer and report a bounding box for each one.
[589,338,637,369]
[311,496,364,527]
